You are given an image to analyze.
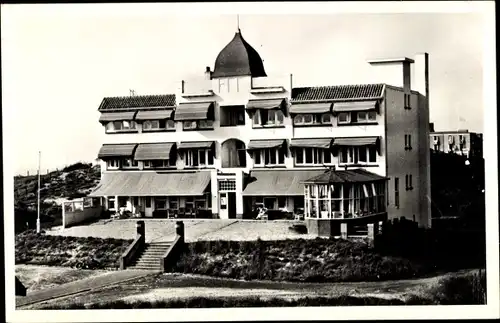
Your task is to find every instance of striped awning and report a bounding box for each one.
[247,139,286,150]
[290,138,333,149]
[289,103,332,114]
[98,144,137,158]
[332,101,378,112]
[243,170,325,196]
[135,109,174,120]
[134,143,175,161]
[99,111,136,123]
[332,137,379,146]
[88,171,211,197]
[178,141,215,149]
[174,102,214,121]
[246,98,286,110]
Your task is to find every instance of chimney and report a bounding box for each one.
[181,80,185,94]
[205,66,211,80]
[368,57,414,94]
[290,73,293,92]
[429,122,435,132]
[413,52,430,102]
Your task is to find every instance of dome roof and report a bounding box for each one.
[211,30,267,79]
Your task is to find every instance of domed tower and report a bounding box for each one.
[211,29,267,79]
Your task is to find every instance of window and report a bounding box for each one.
[122,158,138,169]
[339,146,377,165]
[184,149,214,167]
[278,197,286,209]
[337,111,378,125]
[394,177,400,208]
[253,148,286,166]
[404,93,411,109]
[338,112,350,124]
[405,174,409,191]
[106,120,137,133]
[183,120,214,130]
[293,113,333,126]
[169,197,179,210]
[143,159,174,169]
[220,106,245,126]
[409,174,413,190]
[107,197,116,210]
[264,197,275,209]
[142,119,176,131]
[356,111,377,123]
[218,179,236,191]
[294,148,332,166]
[253,109,284,127]
[145,197,151,208]
[155,198,167,210]
[106,159,120,170]
[321,113,332,124]
[405,134,413,150]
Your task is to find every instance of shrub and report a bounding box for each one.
[431,270,486,305]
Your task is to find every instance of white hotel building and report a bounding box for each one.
[90,29,432,228]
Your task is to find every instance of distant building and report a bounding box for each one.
[430,123,483,158]
[89,27,432,228]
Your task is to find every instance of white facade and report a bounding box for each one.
[93,31,431,227]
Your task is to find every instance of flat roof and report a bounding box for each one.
[367,57,415,65]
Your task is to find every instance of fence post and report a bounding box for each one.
[367,223,375,247]
[341,223,348,239]
[62,202,66,230]
[176,221,185,245]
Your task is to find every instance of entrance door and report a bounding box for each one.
[145,196,153,217]
[228,192,237,219]
[219,192,228,219]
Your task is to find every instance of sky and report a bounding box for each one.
[1,3,490,175]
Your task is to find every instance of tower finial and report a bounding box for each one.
[237,14,240,32]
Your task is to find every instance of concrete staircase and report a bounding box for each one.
[127,242,172,271]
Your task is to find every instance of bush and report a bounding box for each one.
[431,270,486,305]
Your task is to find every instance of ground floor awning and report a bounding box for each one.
[99,111,136,123]
[243,169,326,196]
[134,142,174,160]
[290,138,333,149]
[88,171,211,196]
[289,102,332,114]
[302,168,387,184]
[247,139,286,150]
[98,144,138,159]
[174,102,214,120]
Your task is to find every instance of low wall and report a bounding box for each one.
[120,234,144,270]
[62,197,103,229]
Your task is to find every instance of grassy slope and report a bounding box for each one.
[14,162,101,231]
[15,230,132,270]
[172,238,430,283]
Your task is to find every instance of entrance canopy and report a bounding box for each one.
[89,171,211,196]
